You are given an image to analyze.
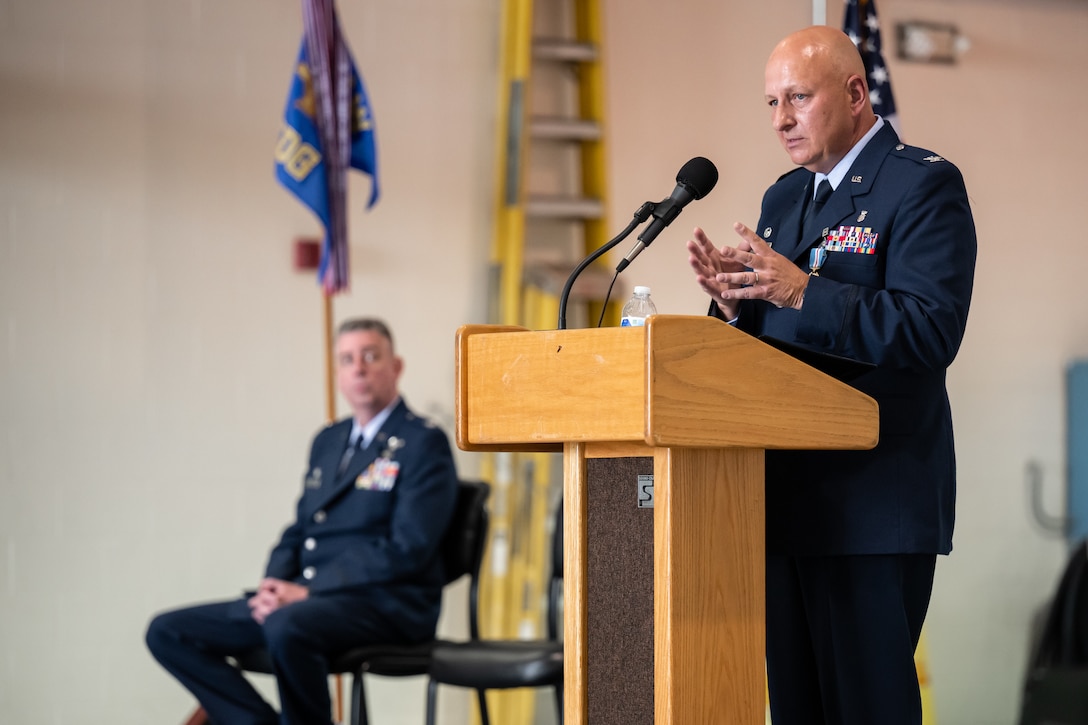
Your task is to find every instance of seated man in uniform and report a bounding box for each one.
[146,317,459,725]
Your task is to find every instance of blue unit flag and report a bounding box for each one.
[275,0,378,294]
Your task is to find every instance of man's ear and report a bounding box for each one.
[847,74,869,110]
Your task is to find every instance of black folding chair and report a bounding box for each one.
[425,501,563,725]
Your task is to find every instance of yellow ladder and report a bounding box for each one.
[475,1,612,723]
[491,0,617,329]
[917,629,938,724]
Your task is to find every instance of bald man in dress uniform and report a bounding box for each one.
[688,27,976,725]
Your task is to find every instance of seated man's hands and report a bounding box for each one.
[248,577,310,624]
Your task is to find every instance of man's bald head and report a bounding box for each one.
[764,26,876,173]
[770,26,869,91]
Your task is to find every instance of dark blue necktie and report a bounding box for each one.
[339,435,365,473]
[802,179,833,238]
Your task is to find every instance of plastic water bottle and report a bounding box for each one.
[620,286,657,327]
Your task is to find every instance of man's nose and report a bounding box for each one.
[772,106,793,132]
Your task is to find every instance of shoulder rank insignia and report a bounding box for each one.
[923,155,945,163]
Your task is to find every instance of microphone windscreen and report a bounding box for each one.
[676,157,719,200]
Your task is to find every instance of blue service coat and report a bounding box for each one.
[237,399,459,639]
[728,123,977,556]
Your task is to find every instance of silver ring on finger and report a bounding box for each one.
[753,271,759,283]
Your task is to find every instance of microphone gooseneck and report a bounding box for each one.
[557,202,654,330]
[615,156,719,274]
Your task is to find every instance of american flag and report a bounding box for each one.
[843,0,900,136]
[275,0,379,294]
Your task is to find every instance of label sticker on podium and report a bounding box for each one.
[637,474,654,508]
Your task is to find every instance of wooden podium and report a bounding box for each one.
[455,315,878,725]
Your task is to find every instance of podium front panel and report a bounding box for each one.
[586,456,654,724]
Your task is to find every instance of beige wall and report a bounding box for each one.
[1,0,1086,723]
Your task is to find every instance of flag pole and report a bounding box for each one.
[323,291,337,423]
[322,289,344,723]
[277,0,379,714]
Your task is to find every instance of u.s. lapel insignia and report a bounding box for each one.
[305,467,323,488]
[857,210,868,223]
[851,175,863,183]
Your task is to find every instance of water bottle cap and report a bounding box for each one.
[633,286,651,296]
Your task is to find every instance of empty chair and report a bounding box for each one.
[425,502,563,725]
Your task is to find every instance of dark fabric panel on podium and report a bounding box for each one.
[587,456,654,724]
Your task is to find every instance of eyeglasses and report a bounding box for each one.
[339,348,385,366]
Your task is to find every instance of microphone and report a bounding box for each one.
[616,156,718,273]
